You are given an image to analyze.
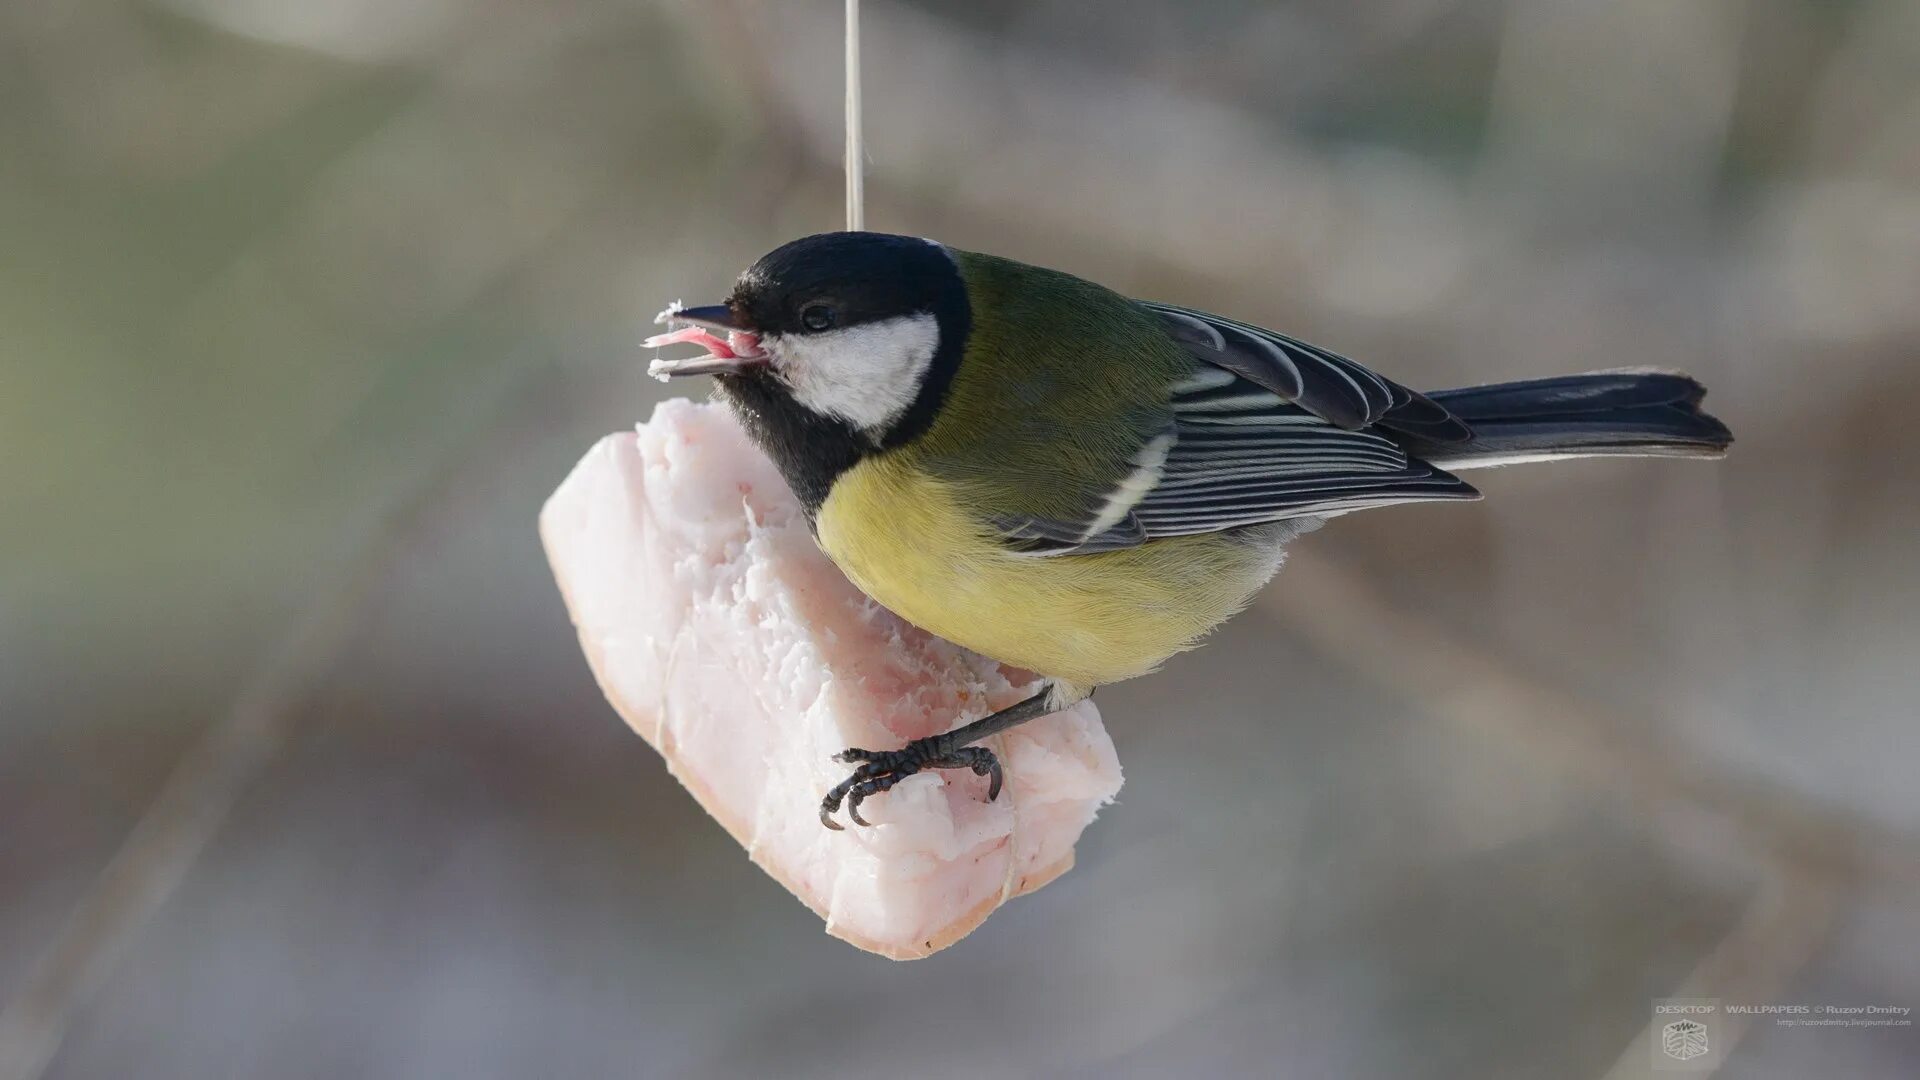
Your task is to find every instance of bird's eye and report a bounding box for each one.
[800,304,835,332]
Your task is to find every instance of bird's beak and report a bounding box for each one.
[669,304,740,333]
[643,304,771,379]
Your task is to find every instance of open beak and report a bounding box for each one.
[643,303,770,379]
[667,304,739,334]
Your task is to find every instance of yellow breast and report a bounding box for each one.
[815,455,1283,690]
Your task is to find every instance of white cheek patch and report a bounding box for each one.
[769,313,941,435]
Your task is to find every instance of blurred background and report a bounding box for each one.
[3,1,1917,1076]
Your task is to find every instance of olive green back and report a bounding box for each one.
[905,251,1189,524]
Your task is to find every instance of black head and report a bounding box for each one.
[728,231,963,343]
[647,232,972,514]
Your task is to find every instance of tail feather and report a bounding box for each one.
[1410,368,1731,469]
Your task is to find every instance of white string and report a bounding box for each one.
[843,0,864,231]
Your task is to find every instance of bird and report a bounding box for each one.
[643,231,1732,829]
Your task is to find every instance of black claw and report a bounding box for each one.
[818,768,868,831]
[817,687,1057,828]
[817,742,1005,829]
[846,789,872,827]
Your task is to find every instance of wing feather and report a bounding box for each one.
[1144,301,1474,444]
[990,303,1483,557]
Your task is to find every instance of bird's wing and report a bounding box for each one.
[1140,301,1474,446]
[992,304,1496,557]
[998,363,1480,556]
[1129,368,1478,538]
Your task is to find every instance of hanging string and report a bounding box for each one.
[844,0,864,231]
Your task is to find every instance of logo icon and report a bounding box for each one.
[1662,1019,1710,1062]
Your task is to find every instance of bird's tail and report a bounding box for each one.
[1409,369,1732,469]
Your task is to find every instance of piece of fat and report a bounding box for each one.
[539,399,1123,959]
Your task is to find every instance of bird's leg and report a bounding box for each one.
[819,685,1082,830]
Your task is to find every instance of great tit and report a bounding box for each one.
[645,231,1732,829]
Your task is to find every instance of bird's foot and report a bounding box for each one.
[818,739,1002,831]
[815,687,1063,830]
